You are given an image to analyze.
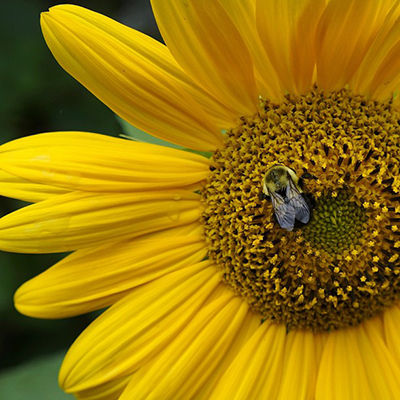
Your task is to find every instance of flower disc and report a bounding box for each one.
[202,88,400,331]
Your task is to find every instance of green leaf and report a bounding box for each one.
[0,352,73,400]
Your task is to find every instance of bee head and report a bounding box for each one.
[263,165,299,195]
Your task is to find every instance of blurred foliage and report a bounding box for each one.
[0,0,159,397]
[0,352,72,399]
[0,0,125,144]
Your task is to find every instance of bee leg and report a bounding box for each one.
[302,193,316,209]
[300,172,317,180]
[294,219,308,229]
[298,172,317,189]
[259,192,269,201]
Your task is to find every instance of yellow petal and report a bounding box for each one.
[209,322,287,399]
[313,331,329,365]
[0,132,211,192]
[120,288,249,399]
[383,303,400,368]
[55,5,238,131]
[59,262,221,393]
[41,5,224,151]
[0,190,201,253]
[316,317,400,400]
[75,376,130,400]
[0,169,69,203]
[349,3,400,98]
[256,0,325,94]
[369,40,400,101]
[370,60,400,102]
[151,0,259,117]
[15,234,207,318]
[316,327,372,400]
[276,330,320,400]
[218,0,284,101]
[196,310,261,399]
[315,0,392,91]
[360,316,400,399]
[55,5,237,132]
[156,220,204,237]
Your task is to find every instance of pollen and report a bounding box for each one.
[201,88,400,332]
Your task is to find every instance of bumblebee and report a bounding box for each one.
[262,165,313,231]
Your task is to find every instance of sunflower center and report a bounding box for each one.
[201,88,400,332]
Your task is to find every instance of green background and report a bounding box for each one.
[0,1,161,398]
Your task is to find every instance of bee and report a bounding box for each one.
[262,165,313,231]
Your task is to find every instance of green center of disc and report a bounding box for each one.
[302,191,368,256]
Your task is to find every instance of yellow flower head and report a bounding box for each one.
[2,1,400,399]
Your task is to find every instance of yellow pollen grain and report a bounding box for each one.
[270,254,278,264]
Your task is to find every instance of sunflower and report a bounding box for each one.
[2,0,400,398]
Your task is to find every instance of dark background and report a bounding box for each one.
[0,1,161,397]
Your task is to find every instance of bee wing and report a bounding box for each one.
[286,180,311,224]
[270,191,297,231]
[294,197,311,223]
